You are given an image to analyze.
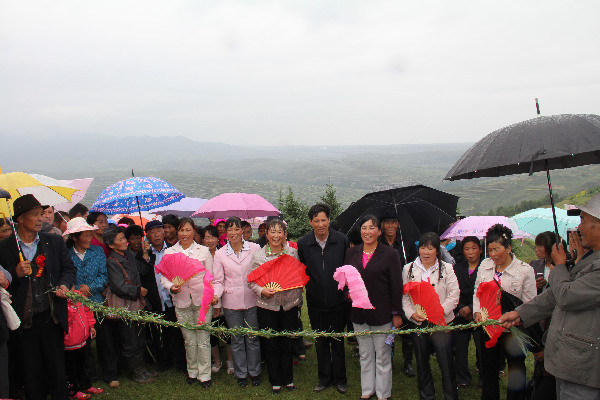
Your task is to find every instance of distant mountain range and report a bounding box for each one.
[1,133,598,216]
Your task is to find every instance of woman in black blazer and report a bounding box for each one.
[452,236,483,388]
[344,215,403,400]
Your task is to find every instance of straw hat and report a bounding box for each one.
[62,217,98,237]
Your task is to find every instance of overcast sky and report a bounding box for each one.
[1,1,598,146]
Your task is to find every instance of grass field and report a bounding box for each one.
[88,322,533,400]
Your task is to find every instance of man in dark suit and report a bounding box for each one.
[298,203,349,394]
[0,194,76,400]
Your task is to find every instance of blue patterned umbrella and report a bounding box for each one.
[90,177,184,214]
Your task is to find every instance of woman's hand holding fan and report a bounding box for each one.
[247,254,310,292]
[155,252,205,286]
[476,280,503,348]
[403,281,446,326]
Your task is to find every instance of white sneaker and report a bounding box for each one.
[211,361,222,373]
[227,361,234,375]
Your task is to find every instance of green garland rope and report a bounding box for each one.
[65,291,527,343]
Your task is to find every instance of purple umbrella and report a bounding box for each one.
[151,197,208,218]
[191,193,279,219]
[440,216,532,240]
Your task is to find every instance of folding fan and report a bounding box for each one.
[403,281,446,326]
[198,269,214,324]
[155,252,205,286]
[476,280,503,348]
[247,254,309,291]
[333,265,374,309]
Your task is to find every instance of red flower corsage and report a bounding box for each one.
[35,254,46,278]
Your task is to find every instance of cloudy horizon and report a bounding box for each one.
[1,1,598,147]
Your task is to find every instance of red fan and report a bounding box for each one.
[403,281,446,326]
[247,254,309,292]
[476,280,503,348]
[155,253,205,286]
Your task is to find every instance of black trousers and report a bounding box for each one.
[293,312,306,358]
[147,306,186,371]
[84,337,98,382]
[257,306,298,387]
[65,347,92,394]
[413,331,458,400]
[307,307,348,386]
[96,318,145,383]
[401,321,415,366]
[17,311,67,400]
[0,341,8,398]
[480,331,526,400]
[453,326,482,386]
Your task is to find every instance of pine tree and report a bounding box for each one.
[278,187,311,239]
[319,182,342,219]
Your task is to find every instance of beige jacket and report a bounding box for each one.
[248,246,303,312]
[473,256,536,314]
[402,260,460,325]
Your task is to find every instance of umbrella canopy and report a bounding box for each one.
[510,207,579,239]
[445,114,600,180]
[191,193,279,219]
[0,172,77,218]
[54,178,94,212]
[336,185,459,259]
[90,177,184,214]
[445,113,600,240]
[440,216,532,240]
[151,197,208,217]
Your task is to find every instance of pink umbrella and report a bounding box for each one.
[440,216,532,240]
[191,193,280,219]
[53,178,94,212]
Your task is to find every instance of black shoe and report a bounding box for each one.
[336,383,348,394]
[286,384,297,391]
[238,377,248,387]
[404,364,416,377]
[250,375,261,386]
[271,386,281,394]
[186,377,196,385]
[201,380,212,389]
[314,383,329,392]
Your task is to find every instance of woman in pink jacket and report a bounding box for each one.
[161,218,218,388]
[213,217,262,387]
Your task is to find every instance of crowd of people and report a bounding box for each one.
[0,192,599,400]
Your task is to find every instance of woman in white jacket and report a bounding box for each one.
[160,218,217,388]
[402,232,460,400]
[473,224,536,400]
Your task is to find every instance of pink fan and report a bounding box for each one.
[155,253,213,324]
[155,253,205,286]
[199,269,214,324]
[333,265,374,309]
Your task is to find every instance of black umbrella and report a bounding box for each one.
[445,113,600,241]
[336,184,459,261]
